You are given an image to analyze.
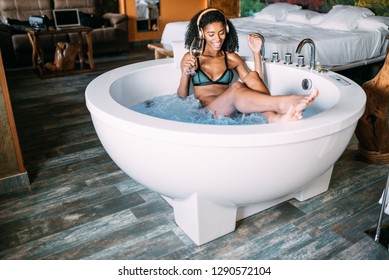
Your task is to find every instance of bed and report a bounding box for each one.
[136,0,159,31]
[160,4,389,71]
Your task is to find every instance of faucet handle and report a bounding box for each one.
[271,52,279,63]
[297,55,305,67]
[284,53,292,65]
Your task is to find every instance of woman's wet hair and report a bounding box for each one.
[184,9,239,52]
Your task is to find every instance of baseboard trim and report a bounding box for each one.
[0,172,30,194]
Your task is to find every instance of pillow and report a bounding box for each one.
[79,12,108,28]
[4,18,29,27]
[309,13,325,25]
[357,16,389,31]
[318,5,375,31]
[286,10,321,24]
[2,18,30,34]
[254,3,301,22]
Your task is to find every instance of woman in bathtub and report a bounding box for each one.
[177,8,318,123]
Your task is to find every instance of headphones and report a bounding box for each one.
[196,8,229,38]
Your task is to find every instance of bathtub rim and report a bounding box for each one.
[85,58,366,147]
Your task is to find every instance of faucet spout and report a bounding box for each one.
[296,38,316,70]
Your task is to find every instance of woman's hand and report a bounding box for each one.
[182,55,197,76]
[247,34,264,79]
[248,33,263,55]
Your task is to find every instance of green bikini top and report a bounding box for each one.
[192,51,234,86]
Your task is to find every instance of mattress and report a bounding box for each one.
[160,16,389,70]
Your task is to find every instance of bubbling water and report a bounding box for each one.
[130,94,316,125]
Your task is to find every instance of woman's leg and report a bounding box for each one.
[263,107,301,123]
[206,81,318,121]
[242,71,270,95]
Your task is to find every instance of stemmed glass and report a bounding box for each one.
[188,36,204,75]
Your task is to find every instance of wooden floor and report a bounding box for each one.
[1,46,389,260]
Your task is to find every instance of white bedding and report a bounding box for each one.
[136,1,149,19]
[160,16,389,70]
[136,0,159,20]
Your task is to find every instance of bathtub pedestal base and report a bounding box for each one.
[163,166,333,246]
[294,166,333,201]
[164,194,237,245]
[236,195,294,221]
[236,167,333,221]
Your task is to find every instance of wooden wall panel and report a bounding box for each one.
[0,50,24,176]
[209,0,241,18]
[121,0,208,42]
[0,49,29,193]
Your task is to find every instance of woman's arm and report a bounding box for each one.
[177,52,195,98]
[248,33,263,79]
[229,52,270,95]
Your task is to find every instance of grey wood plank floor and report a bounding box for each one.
[1,46,389,260]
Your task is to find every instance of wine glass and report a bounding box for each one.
[188,36,204,75]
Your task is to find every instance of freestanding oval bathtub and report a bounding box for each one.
[86,58,366,245]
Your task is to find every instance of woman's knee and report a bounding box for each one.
[227,82,247,104]
[229,81,245,91]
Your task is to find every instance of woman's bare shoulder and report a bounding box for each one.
[226,52,245,67]
[180,51,191,64]
[226,52,241,59]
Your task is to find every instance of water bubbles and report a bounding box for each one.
[143,100,155,107]
[130,94,316,125]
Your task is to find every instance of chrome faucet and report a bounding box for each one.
[296,38,316,70]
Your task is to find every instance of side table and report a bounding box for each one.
[26,27,94,77]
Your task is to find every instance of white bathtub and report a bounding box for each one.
[86,58,366,245]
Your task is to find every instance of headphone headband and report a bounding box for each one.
[197,8,226,27]
[196,8,229,38]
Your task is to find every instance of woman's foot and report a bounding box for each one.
[269,88,318,123]
[267,106,302,123]
[278,88,318,115]
[295,88,318,112]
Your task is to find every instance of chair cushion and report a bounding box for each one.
[0,0,53,20]
[53,0,97,15]
[79,12,109,28]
